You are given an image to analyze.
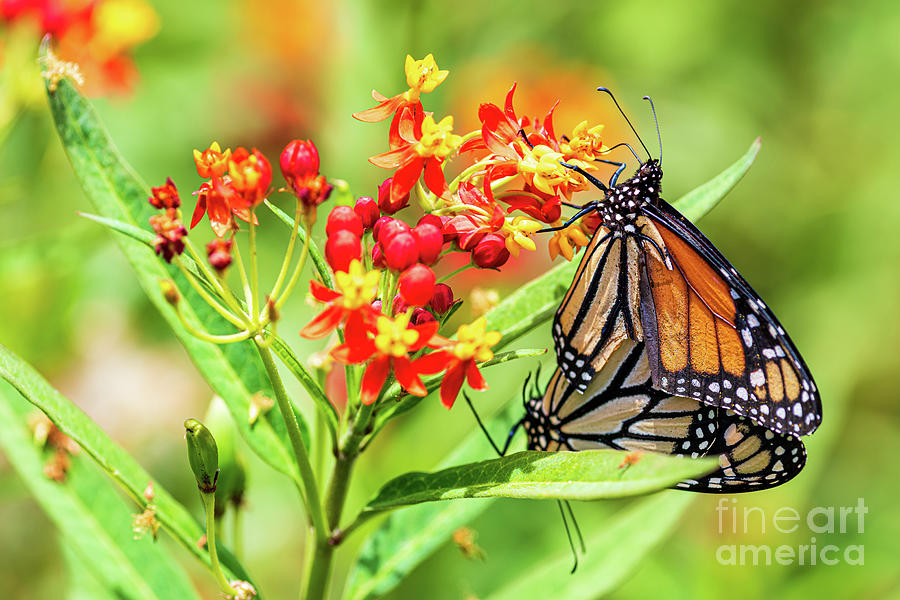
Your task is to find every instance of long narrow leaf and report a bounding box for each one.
[0,390,202,599]
[0,351,254,588]
[44,73,308,483]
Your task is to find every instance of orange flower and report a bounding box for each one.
[193,141,231,179]
[300,260,380,339]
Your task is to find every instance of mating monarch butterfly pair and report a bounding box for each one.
[474,89,821,493]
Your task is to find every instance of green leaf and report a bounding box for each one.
[371,138,760,431]
[0,349,253,588]
[362,451,716,511]
[0,390,201,600]
[487,492,695,600]
[44,75,308,483]
[268,335,339,438]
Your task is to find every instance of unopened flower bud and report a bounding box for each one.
[371,242,386,269]
[398,263,436,306]
[280,139,319,184]
[325,230,362,273]
[411,307,436,325]
[429,283,455,314]
[375,218,411,245]
[206,237,233,272]
[384,232,419,271]
[377,177,409,214]
[353,196,380,230]
[183,418,219,494]
[412,222,443,265]
[266,297,279,323]
[392,294,410,315]
[326,206,364,238]
[472,233,510,269]
[160,279,180,305]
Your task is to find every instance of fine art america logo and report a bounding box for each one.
[715,498,866,566]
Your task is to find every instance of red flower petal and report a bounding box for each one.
[413,351,450,375]
[466,360,488,391]
[361,356,391,405]
[393,356,426,396]
[299,305,344,339]
[423,157,448,199]
[440,362,466,409]
[190,195,206,229]
[353,94,406,123]
[408,320,440,352]
[309,280,341,302]
[369,145,418,170]
[390,157,424,203]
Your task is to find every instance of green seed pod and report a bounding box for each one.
[184,418,219,494]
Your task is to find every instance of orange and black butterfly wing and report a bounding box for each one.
[553,226,643,390]
[526,340,806,492]
[639,199,821,436]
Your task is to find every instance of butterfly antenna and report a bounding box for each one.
[557,500,580,573]
[596,87,651,161]
[643,95,662,163]
[563,500,586,554]
[601,141,642,165]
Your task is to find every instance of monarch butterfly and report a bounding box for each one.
[526,340,806,492]
[551,89,821,437]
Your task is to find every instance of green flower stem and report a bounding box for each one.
[438,262,472,283]
[269,203,302,301]
[248,210,260,321]
[231,235,254,313]
[184,238,228,296]
[201,492,240,597]
[253,337,327,541]
[275,222,312,311]
[173,306,251,345]
[174,260,249,329]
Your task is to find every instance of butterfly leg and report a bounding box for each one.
[593,157,628,186]
[537,202,597,233]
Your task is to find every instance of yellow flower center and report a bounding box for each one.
[335,260,380,309]
[500,216,542,257]
[374,313,420,358]
[193,141,231,178]
[415,115,462,159]
[516,144,573,195]
[453,317,502,362]
[561,121,607,160]
[405,54,449,99]
[548,220,591,261]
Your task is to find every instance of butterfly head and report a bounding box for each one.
[595,159,662,230]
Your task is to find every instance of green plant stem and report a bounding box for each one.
[269,204,302,301]
[254,337,327,541]
[174,260,249,328]
[173,307,251,345]
[248,210,260,321]
[438,262,472,283]
[275,222,312,311]
[201,492,240,597]
[303,397,377,599]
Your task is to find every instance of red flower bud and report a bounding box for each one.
[354,196,380,230]
[326,206,364,238]
[383,232,419,271]
[472,233,510,269]
[371,299,383,313]
[412,223,443,265]
[280,139,319,182]
[371,242,386,269]
[377,177,409,214]
[206,237,233,272]
[325,230,362,273]
[411,307,437,325]
[398,263,436,307]
[429,283,455,314]
[149,177,180,209]
[392,294,410,315]
[376,218,412,245]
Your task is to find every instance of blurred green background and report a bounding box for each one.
[1,0,898,598]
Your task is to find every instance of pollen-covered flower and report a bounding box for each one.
[416,317,502,408]
[193,141,231,179]
[353,54,449,125]
[548,220,592,261]
[500,215,542,258]
[369,110,462,204]
[228,147,272,209]
[517,144,585,196]
[330,311,441,405]
[300,260,380,339]
[149,209,186,262]
[560,121,607,162]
